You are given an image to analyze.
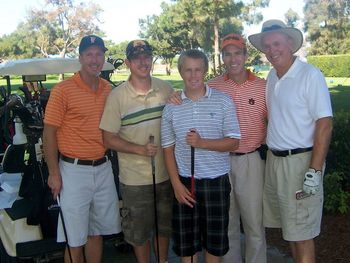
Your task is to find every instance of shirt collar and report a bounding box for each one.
[283,57,301,78]
[74,72,104,95]
[127,76,158,98]
[223,69,257,82]
[181,84,211,101]
[272,56,301,80]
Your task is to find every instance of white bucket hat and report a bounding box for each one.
[248,19,303,53]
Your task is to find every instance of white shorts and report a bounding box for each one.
[57,159,121,247]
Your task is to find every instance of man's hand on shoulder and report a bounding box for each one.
[167,90,182,105]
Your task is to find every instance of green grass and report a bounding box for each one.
[1,72,349,113]
[329,85,350,113]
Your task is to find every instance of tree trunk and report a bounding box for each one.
[166,65,171,76]
[59,49,67,80]
[213,17,220,76]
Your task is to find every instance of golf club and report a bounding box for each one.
[149,135,160,263]
[190,141,195,263]
[57,195,73,263]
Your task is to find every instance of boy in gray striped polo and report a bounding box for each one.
[161,49,241,263]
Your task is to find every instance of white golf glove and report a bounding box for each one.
[303,168,322,195]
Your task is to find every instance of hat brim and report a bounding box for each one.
[248,28,303,54]
[127,50,153,60]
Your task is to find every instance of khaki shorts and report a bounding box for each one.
[58,159,121,247]
[120,180,173,246]
[263,150,323,241]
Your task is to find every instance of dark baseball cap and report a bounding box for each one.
[79,35,108,54]
[126,39,153,59]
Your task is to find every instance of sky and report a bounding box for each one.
[0,0,304,44]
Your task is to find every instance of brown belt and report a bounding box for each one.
[230,149,257,156]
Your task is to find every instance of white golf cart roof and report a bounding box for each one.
[0,57,114,76]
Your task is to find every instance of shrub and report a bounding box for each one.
[307,54,350,77]
[324,111,350,214]
[323,172,350,214]
[326,111,350,189]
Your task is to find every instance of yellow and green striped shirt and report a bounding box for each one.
[100,77,173,185]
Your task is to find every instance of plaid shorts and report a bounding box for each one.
[172,174,231,257]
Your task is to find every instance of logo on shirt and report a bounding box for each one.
[249,98,255,105]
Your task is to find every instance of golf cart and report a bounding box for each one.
[0,57,119,262]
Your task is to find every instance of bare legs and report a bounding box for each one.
[64,235,103,263]
[289,239,315,263]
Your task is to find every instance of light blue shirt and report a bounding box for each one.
[161,85,241,179]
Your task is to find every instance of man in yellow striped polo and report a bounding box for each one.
[100,39,173,263]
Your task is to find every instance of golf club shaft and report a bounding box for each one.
[190,145,195,263]
[150,135,160,262]
[57,195,73,263]
[191,146,195,196]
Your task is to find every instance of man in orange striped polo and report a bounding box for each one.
[208,34,267,263]
[43,35,121,263]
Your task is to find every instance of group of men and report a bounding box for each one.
[43,18,332,263]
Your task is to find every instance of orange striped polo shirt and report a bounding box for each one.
[44,73,111,159]
[208,70,267,153]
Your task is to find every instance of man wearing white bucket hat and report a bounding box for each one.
[249,20,333,263]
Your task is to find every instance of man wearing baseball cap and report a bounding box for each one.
[100,39,173,263]
[249,20,333,263]
[208,33,267,263]
[44,34,121,263]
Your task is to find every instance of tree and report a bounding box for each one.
[26,0,104,58]
[140,0,269,75]
[304,0,350,55]
[285,8,300,27]
[139,1,202,75]
[0,24,41,59]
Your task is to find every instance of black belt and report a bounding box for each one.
[60,154,108,166]
[270,147,313,157]
[230,149,257,156]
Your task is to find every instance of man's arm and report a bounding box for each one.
[186,130,239,152]
[303,116,333,194]
[163,146,195,207]
[43,123,61,199]
[102,130,157,157]
[310,117,333,171]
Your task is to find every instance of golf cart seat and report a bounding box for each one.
[0,198,65,258]
[0,199,43,257]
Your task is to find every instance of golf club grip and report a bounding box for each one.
[149,135,155,168]
[149,135,154,144]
